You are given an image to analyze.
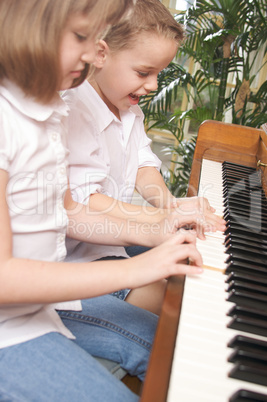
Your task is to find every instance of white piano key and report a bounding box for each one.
[168,274,267,402]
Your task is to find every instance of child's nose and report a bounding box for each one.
[144,76,158,93]
[81,45,96,65]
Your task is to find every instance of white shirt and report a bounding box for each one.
[0,80,77,349]
[63,80,161,262]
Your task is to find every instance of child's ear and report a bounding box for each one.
[94,40,109,68]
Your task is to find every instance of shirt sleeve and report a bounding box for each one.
[134,109,162,170]
[0,107,14,172]
[66,98,110,205]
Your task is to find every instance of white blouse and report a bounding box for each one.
[0,80,76,349]
[63,80,161,263]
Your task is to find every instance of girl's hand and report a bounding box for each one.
[126,230,203,289]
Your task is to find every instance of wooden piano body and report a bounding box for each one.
[140,120,266,402]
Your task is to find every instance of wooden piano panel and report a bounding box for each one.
[188,120,263,197]
[140,275,185,402]
[140,120,265,402]
[257,131,267,195]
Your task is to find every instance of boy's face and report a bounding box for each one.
[93,33,178,115]
[59,14,99,91]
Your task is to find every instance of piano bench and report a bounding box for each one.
[95,357,127,380]
[95,357,143,395]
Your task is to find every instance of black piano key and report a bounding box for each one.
[222,168,261,178]
[225,223,267,237]
[224,194,265,204]
[223,185,264,197]
[223,207,267,223]
[225,237,265,253]
[227,306,267,337]
[225,260,267,276]
[224,209,264,220]
[228,361,267,387]
[223,187,261,197]
[222,166,261,179]
[225,220,267,234]
[224,216,266,232]
[223,175,263,186]
[223,167,260,178]
[223,170,261,182]
[222,177,262,191]
[227,281,267,295]
[222,176,260,185]
[222,166,256,174]
[224,198,267,212]
[228,335,267,352]
[223,175,262,185]
[225,243,267,258]
[225,254,267,268]
[225,272,267,286]
[222,161,256,172]
[224,238,267,253]
[226,199,267,209]
[224,232,267,247]
[223,179,264,191]
[227,315,267,337]
[227,305,267,322]
[229,389,267,402]
[227,289,267,312]
[224,201,267,216]
[222,160,257,170]
[224,225,267,242]
[228,348,267,365]
[223,181,261,191]
[222,162,257,171]
[224,208,267,223]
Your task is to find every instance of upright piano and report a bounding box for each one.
[141,120,267,402]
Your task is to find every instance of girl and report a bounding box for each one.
[0,0,203,401]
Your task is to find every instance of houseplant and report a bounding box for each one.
[140,0,267,196]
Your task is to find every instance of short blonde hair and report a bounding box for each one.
[103,0,184,53]
[0,0,133,103]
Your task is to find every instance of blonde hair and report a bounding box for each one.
[0,0,133,103]
[103,0,184,53]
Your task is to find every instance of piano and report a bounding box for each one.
[140,120,267,402]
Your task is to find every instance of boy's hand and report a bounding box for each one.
[169,196,226,238]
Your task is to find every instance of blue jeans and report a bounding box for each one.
[97,250,151,300]
[125,246,151,257]
[0,295,158,402]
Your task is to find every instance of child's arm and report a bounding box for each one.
[65,187,168,246]
[135,166,175,208]
[85,192,167,223]
[65,187,225,244]
[0,170,202,305]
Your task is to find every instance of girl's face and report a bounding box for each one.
[59,14,99,90]
[93,33,178,116]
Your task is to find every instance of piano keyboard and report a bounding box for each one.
[167,159,267,402]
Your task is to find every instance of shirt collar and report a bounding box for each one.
[86,81,140,134]
[0,79,69,121]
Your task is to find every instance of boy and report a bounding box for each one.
[64,0,225,314]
